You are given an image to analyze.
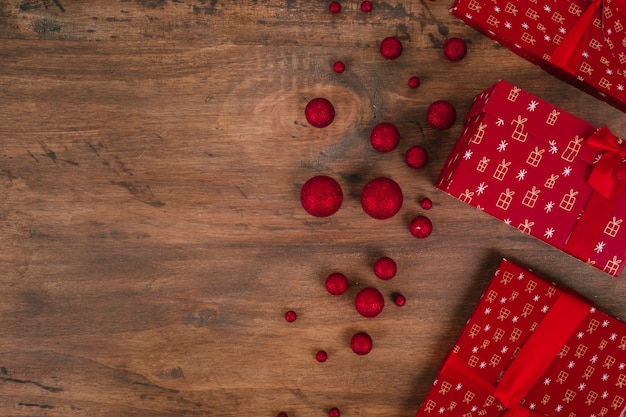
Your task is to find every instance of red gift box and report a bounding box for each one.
[436,80,626,277]
[450,0,626,112]
[415,258,626,417]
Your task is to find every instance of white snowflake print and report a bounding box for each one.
[544,377,551,385]
[590,307,596,313]
[559,27,566,34]
[438,406,445,414]
[501,346,509,354]
[607,68,614,75]
[465,13,473,19]
[471,406,478,412]
[602,320,610,327]
[484,307,492,315]
[498,140,508,152]
[578,383,586,391]
[529,403,536,410]
[544,227,554,238]
[500,296,507,304]
[472,346,479,353]
[496,118,505,126]
[549,140,558,154]
[555,405,563,412]
[590,355,598,364]
[567,361,575,369]
[512,315,519,323]
[522,22,529,29]
[464,150,473,160]
[618,84,624,91]
[619,363,625,370]
[544,34,551,42]
[476,182,488,195]
[595,241,606,253]
[516,169,527,180]
[527,100,538,112]
[607,28,613,35]
[494,5,501,12]
[543,5,551,12]
[504,21,512,29]
[517,272,524,280]
[577,331,584,339]
[562,166,572,176]
[455,383,463,391]
[484,324,491,332]
[582,51,590,58]
[541,305,549,313]
[479,361,487,369]
[544,201,555,213]
[504,218,512,225]
[602,389,609,397]
[613,333,620,341]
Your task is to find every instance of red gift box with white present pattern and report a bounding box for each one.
[450,0,626,112]
[415,258,626,417]
[436,80,626,277]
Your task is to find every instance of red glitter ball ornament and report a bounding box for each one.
[421,197,433,210]
[325,272,349,295]
[333,61,345,74]
[329,1,341,13]
[405,145,428,169]
[380,36,403,60]
[351,332,373,355]
[316,350,328,362]
[305,97,335,128]
[426,100,456,130]
[408,76,421,89]
[360,1,373,12]
[394,294,406,307]
[360,177,403,220]
[409,215,433,239]
[443,37,467,61]
[329,407,341,417]
[300,175,343,217]
[373,257,397,280]
[370,122,400,153]
[354,287,384,318]
[284,310,297,322]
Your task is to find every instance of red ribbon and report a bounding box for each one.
[586,125,626,199]
[439,291,589,416]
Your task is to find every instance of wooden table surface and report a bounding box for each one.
[1,1,625,416]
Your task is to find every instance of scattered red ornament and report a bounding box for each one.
[351,332,373,355]
[405,145,428,169]
[380,36,403,60]
[373,257,397,280]
[426,100,456,130]
[316,350,328,362]
[370,122,400,153]
[360,177,403,220]
[277,412,288,417]
[421,197,433,210]
[409,215,433,239]
[325,272,349,295]
[408,76,421,88]
[354,287,384,318]
[443,37,467,61]
[329,1,341,13]
[360,1,373,12]
[329,407,341,417]
[300,175,343,217]
[284,310,297,322]
[393,293,406,307]
[305,97,335,128]
[333,61,345,73]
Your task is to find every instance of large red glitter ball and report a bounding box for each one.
[300,175,343,217]
[405,145,428,169]
[354,287,384,318]
[426,100,456,130]
[325,272,349,295]
[373,257,397,280]
[409,215,433,239]
[284,310,297,322]
[360,177,403,220]
[443,37,467,61]
[329,1,341,13]
[360,1,373,12]
[380,36,403,60]
[370,122,400,153]
[329,407,341,417]
[408,76,421,88]
[333,61,345,73]
[351,332,373,355]
[305,98,335,128]
[316,350,328,362]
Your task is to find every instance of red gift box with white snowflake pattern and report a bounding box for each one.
[415,258,626,417]
[437,80,626,277]
[450,0,626,112]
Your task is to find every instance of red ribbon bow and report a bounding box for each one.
[586,125,626,199]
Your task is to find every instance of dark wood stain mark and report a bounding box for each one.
[2,377,63,393]
[110,181,166,207]
[183,308,219,328]
[193,0,218,15]
[18,403,54,409]
[135,0,166,8]
[156,367,184,380]
[132,380,179,394]
[32,17,62,38]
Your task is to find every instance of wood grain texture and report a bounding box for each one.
[1,0,625,416]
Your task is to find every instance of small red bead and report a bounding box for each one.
[333,61,345,73]
[421,197,433,210]
[360,1,373,12]
[305,97,335,128]
[355,287,384,318]
[373,257,397,280]
[300,175,343,217]
[329,1,341,13]
[408,76,421,88]
[426,100,456,130]
[316,350,328,362]
[394,294,406,307]
[284,310,297,322]
[277,412,288,417]
[360,177,403,220]
[443,37,467,61]
[351,332,373,355]
[329,407,341,417]
[405,146,428,169]
[380,36,402,60]
[325,272,349,295]
[370,122,400,153]
[409,215,433,239]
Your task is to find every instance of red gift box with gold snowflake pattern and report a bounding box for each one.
[415,258,626,417]
[450,0,626,111]
[436,80,626,277]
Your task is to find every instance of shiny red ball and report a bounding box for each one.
[426,100,456,130]
[351,332,373,355]
[329,407,341,417]
[305,97,335,128]
[333,61,345,73]
[360,1,373,12]
[380,36,402,60]
[325,272,349,295]
[408,76,421,88]
[284,310,297,322]
[443,37,467,61]
[355,287,384,318]
[370,122,400,153]
[409,215,433,239]
[316,350,328,362]
[329,1,341,13]
[405,145,428,169]
[360,177,403,220]
[420,197,433,210]
[394,294,406,307]
[300,175,343,217]
[373,257,397,280]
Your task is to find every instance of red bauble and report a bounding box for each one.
[373,257,397,280]
[333,61,345,73]
[380,36,402,60]
[420,197,433,210]
[325,272,349,295]
[370,122,400,153]
[409,215,433,239]
[426,100,456,130]
[394,294,406,307]
[329,407,341,417]
[405,145,428,169]
[329,1,341,13]
[443,37,467,61]
[300,175,343,217]
[360,177,403,220]
[284,310,297,322]
[408,76,421,88]
[360,1,373,12]
[354,287,384,318]
[316,350,328,362]
[351,332,373,355]
[305,97,335,128]
[277,412,288,417]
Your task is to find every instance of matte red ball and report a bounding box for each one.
[300,175,343,217]
[426,100,456,130]
[284,310,297,322]
[408,76,421,88]
[277,412,288,417]
[333,61,345,73]
[329,1,341,13]
[325,272,349,295]
[360,177,403,220]
[316,350,328,362]
[409,215,433,239]
[370,122,400,152]
[394,294,406,307]
[421,197,433,210]
[405,145,428,169]
[443,37,467,61]
[380,36,403,60]
[305,97,335,128]
[373,257,397,280]
[329,407,341,417]
[360,1,373,12]
[351,332,373,355]
[355,287,384,318]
